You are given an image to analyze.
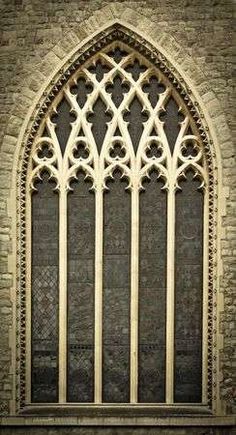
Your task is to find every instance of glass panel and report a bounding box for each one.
[67,172,95,402]
[88,60,110,82]
[138,174,167,403]
[123,95,148,153]
[103,170,131,403]
[125,58,147,81]
[160,96,184,154]
[174,171,203,402]
[106,75,129,108]
[142,76,166,108]
[107,46,128,63]
[51,97,76,155]
[31,172,59,403]
[87,97,112,153]
[70,77,93,109]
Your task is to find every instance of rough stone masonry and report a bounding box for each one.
[0,0,235,434]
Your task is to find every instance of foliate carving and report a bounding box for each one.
[16,23,216,411]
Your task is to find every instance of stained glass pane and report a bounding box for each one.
[125,59,147,81]
[103,171,131,403]
[31,172,59,403]
[87,97,112,153]
[142,76,166,108]
[29,42,206,407]
[88,60,110,82]
[138,174,167,403]
[160,96,184,154]
[174,172,203,402]
[70,77,93,108]
[67,173,95,402]
[107,46,128,63]
[106,76,129,108]
[123,96,148,153]
[51,97,76,155]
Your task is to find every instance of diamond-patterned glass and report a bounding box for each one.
[31,175,59,403]
[29,41,206,407]
[174,172,203,402]
[67,174,95,402]
[103,172,131,403]
[138,174,166,402]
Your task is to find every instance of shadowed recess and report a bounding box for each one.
[37,143,53,159]
[51,97,76,155]
[67,172,95,403]
[123,96,149,153]
[73,141,89,160]
[106,76,130,108]
[138,172,166,403]
[142,76,166,108]
[88,60,110,82]
[31,171,59,403]
[174,170,203,403]
[145,141,163,159]
[103,169,131,403]
[87,97,112,153]
[181,126,200,159]
[159,96,184,154]
[70,77,93,108]
[109,142,126,159]
[114,126,122,136]
[125,58,147,81]
[107,46,129,63]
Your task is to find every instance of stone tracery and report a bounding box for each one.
[16,24,216,413]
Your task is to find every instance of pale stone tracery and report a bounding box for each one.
[16,24,216,414]
[29,41,207,405]
[30,44,206,194]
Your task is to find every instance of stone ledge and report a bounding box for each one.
[0,415,235,427]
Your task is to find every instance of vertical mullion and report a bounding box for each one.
[59,185,67,403]
[166,185,175,403]
[130,184,139,403]
[94,187,103,403]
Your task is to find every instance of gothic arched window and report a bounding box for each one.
[17,26,215,415]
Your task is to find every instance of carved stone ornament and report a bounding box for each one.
[16,23,217,414]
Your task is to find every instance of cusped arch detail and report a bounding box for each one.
[15,22,219,413]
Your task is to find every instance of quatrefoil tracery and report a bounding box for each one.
[30,43,206,192]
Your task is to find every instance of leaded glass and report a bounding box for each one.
[174,171,203,402]
[70,77,93,108]
[125,58,147,81]
[160,95,184,154]
[103,171,131,403]
[123,96,149,153]
[138,174,167,403]
[106,76,129,108]
[31,172,59,403]
[67,173,95,402]
[142,76,166,108]
[107,46,128,63]
[51,97,76,155]
[28,39,207,408]
[87,97,112,153]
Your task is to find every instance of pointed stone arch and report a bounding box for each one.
[0,3,233,424]
[11,21,222,417]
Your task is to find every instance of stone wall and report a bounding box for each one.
[0,0,235,432]
[0,427,235,435]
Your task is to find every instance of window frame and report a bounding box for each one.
[15,23,217,417]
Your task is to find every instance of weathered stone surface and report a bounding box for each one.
[0,0,235,431]
[0,428,235,435]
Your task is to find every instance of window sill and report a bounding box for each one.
[0,413,235,427]
[19,404,212,418]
